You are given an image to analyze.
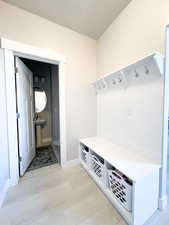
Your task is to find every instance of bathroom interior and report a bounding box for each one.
[19,58,60,173]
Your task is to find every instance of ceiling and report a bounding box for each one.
[2,0,131,39]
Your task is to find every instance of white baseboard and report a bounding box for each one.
[0,179,10,208]
[158,195,168,210]
[144,210,161,225]
[9,176,19,187]
[62,159,79,168]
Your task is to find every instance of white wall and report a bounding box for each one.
[97,0,169,76]
[0,0,97,161]
[0,0,168,165]
[97,0,169,208]
[97,59,163,164]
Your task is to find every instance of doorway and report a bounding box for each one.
[15,56,60,175]
[1,38,67,186]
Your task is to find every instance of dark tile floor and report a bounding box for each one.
[27,146,58,172]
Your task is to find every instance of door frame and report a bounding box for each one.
[159,25,169,210]
[0,38,67,186]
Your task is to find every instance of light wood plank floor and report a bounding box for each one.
[0,164,127,225]
[0,164,169,225]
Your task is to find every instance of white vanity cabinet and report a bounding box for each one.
[79,137,160,225]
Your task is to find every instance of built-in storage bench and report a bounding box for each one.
[79,137,160,225]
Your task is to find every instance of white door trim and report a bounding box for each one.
[0,38,67,186]
[158,26,169,210]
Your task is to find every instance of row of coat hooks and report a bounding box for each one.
[93,66,151,91]
[92,53,163,92]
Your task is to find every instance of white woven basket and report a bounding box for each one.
[108,169,133,211]
[90,153,104,182]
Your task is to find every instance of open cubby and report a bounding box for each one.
[90,150,105,182]
[106,162,133,212]
[80,142,89,165]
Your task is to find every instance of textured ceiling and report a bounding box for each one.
[2,0,131,39]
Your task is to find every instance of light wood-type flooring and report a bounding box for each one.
[1,164,169,225]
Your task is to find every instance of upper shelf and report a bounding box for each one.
[92,53,164,92]
[80,136,161,182]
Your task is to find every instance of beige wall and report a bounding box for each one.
[1,0,169,162]
[96,0,169,206]
[0,1,97,161]
[97,0,169,76]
